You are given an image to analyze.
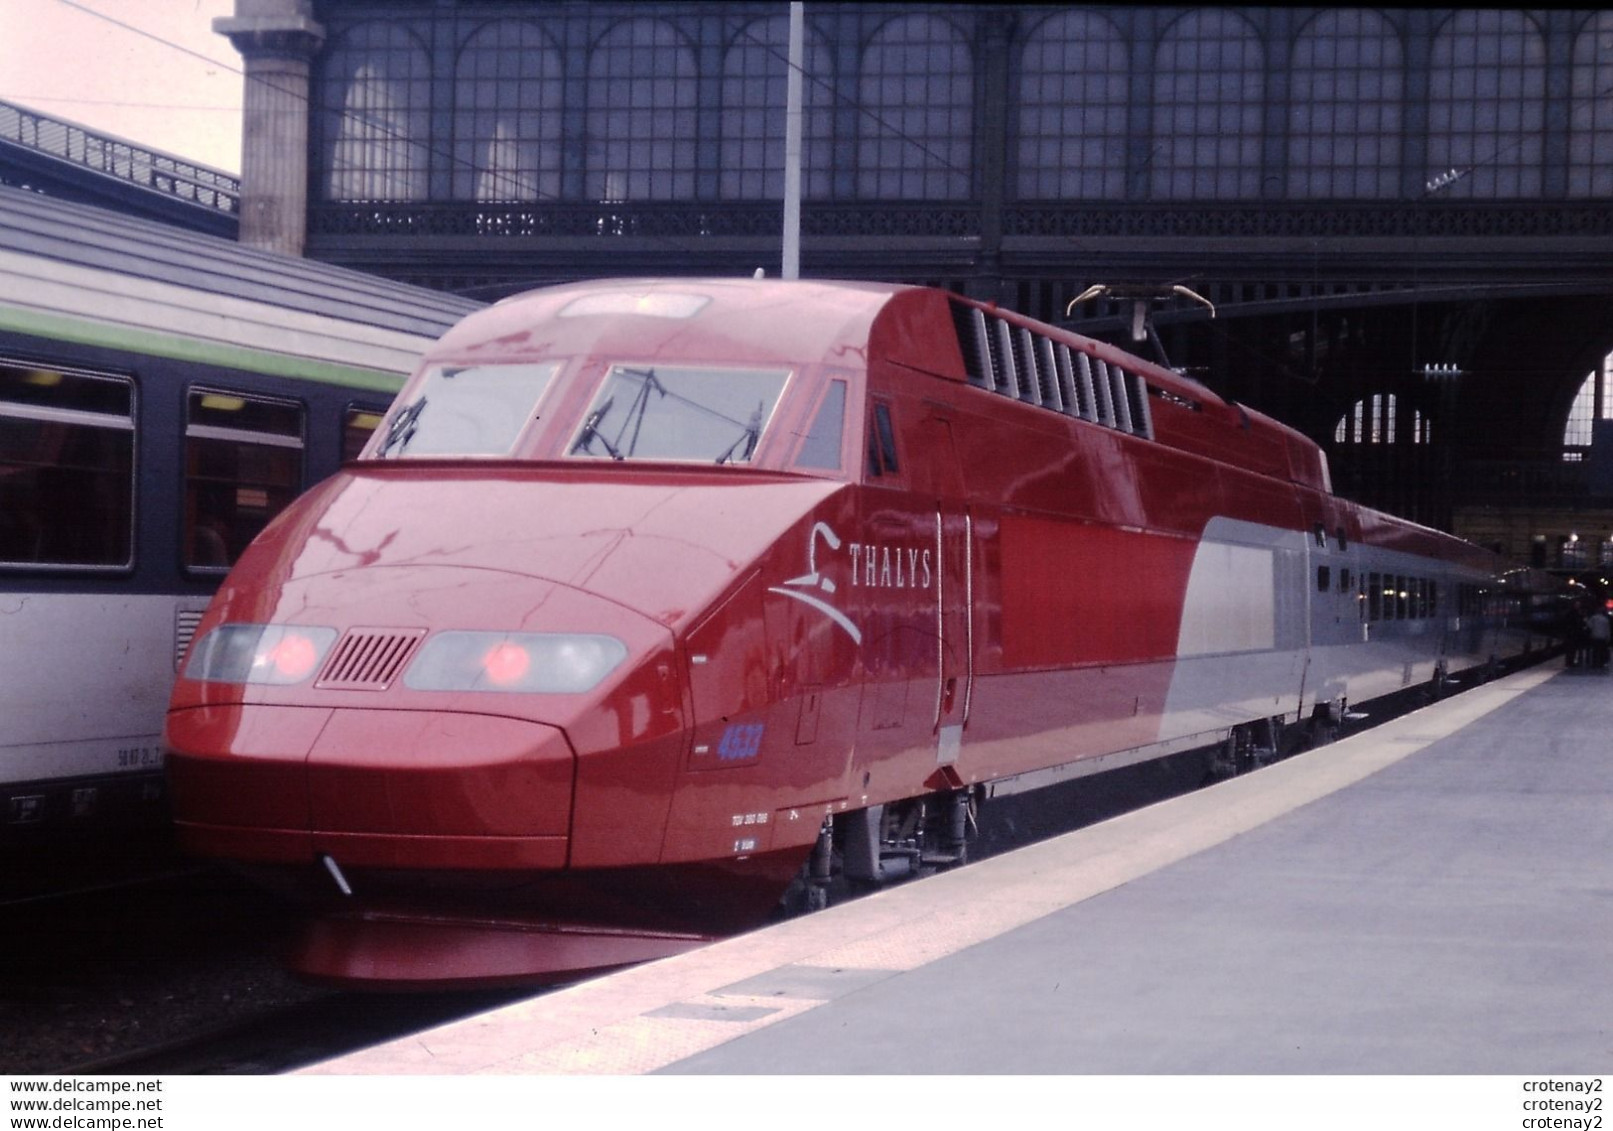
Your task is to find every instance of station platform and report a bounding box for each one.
[306,662,1611,1075]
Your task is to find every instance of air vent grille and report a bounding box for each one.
[174,610,205,672]
[316,629,426,690]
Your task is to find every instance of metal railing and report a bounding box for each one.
[0,99,238,216]
[307,198,980,240]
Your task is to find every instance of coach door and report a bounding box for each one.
[918,415,973,766]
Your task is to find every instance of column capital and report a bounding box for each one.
[214,14,325,62]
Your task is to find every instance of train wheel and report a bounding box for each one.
[805,817,833,911]
[1209,725,1255,779]
[1308,698,1346,748]
[776,818,836,917]
[1208,717,1288,783]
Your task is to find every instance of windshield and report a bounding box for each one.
[370,362,559,458]
[568,364,790,464]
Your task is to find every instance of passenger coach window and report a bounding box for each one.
[569,364,788,464]
[0,362,133,569]
[184,389,302,570]
[793,379,846,471]
[373,362,559,458]
[343,406,387,461]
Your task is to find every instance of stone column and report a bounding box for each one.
[214,0,325,256]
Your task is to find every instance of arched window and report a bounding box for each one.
[585,20,697,201]
[1562,356,1611,459]
[1015,11,1127,200]
[1150,10,1263,200]
[1427,11,1546,199]
[453,22,563,202]
[1288,10,1403,199]
[1569,13,1613,198]
[319,22,432,202]
[720,16,835,200]
[1335,395,1430,445]
[857,14,972,200]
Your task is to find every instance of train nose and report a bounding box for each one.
[166,557,676,873]
[166,702,574,871]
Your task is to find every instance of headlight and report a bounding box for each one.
[185,624,338,685]
[403,632,628,693]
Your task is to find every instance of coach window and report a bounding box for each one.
[793,379,847,471]
[343,406,387,462]
[184,389,303,571]
[0,363,133,569]
[1368,572,1382,620]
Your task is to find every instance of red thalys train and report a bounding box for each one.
[164,279,1555,986]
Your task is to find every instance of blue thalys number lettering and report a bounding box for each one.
[717,723,765,762]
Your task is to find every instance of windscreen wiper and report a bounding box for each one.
[572,395,622,459]
[376,396,426,457]
[618,367,664,458]
[716,403,764,464]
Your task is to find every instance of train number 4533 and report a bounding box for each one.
[717,723,765,762]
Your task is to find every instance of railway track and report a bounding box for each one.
[76,989,527,1075]
[0,863,318,1075]
[0,855,530,1074]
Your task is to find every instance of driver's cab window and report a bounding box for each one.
[866,400,899,479]
[793,379,847,472]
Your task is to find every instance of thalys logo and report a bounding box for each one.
[769,521,935,645]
